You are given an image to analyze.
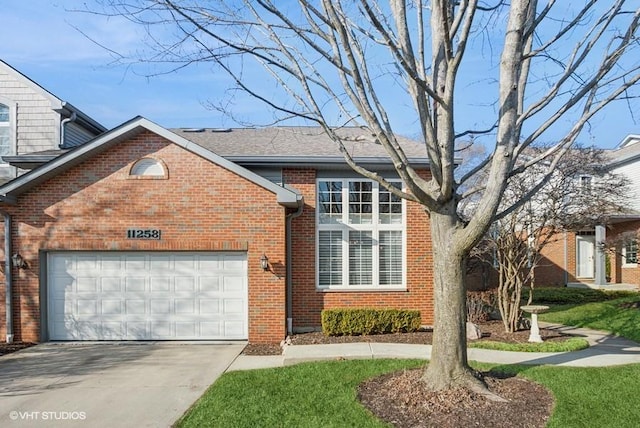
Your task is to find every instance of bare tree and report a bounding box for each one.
[479,148,631,333]
[87,1,640,392]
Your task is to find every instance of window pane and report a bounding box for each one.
[0,104,8,123]
[626,241,638,264]
[318,181,342,224]
[349,231,372,285]
[0,127,10,156]
[380,231,402,285]
[379,183,402,224]
[319,231,342,286]
[348,181,373,224]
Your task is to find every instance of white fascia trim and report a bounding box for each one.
[618,134,640,149]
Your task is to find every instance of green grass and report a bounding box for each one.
[177,292,640,427]
[176,359,640,428]
[469,337,589,352]
[539,294,640,342]
[490,363,640,428]
[525,287,636,305]
[176,359,424,428]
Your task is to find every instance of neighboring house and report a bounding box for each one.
[0,60,106,182]
[0,117,433,344]
[535,134,640,289]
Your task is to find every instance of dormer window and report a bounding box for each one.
[129,157,168,179]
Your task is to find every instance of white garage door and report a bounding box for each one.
[47,252,248,340]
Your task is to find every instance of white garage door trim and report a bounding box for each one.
[47,251,248,341]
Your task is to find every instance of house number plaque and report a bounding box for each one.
[126,228,162,240]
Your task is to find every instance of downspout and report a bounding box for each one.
[563,231,568,286]
[1,209,13,343]
[285,198,304,336]
[59,112,77,149]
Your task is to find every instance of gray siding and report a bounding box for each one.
[0,71,60,156]
[64,122,96,147]
[612,161,640,212]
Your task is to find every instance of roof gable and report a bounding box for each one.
[0,60,63,109]
[608,134,640,167]
[0,117,301,207]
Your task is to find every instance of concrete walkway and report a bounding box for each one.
[228,324,640,371]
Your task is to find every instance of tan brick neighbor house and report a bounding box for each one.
[521,134,640,291]
[0,117,434,344]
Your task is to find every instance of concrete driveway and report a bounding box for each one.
[0,342,244,427]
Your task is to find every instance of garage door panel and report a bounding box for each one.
[102,300,122,315]
[77,277,98,293]
[125,277,146,292]
[48,252,248,340]
[223,276,245,292]
[199,299,220,314]
[150,299,171,314]
[151,322,171,338]
[101,323,124,340]
[223,255,245,269]
[200,277,220,292]
[175,299,195,314]
[176,276,196,292]
[101,277,122,292]
[224,321,245,337]
[150,277,170,292]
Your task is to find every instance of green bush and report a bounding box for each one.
[523,287,636,305]
[321,308,421,336]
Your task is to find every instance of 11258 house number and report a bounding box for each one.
[126,228,162,240]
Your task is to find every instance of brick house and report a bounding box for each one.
[533,134,640,289]
[0,60,106,183]
[0,117,433,344]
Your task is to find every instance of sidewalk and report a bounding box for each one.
[227,324,640,372]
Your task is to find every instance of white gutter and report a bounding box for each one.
[59,112,77,149]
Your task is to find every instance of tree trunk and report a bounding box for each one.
[421,209,484,391]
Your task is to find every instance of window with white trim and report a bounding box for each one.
[0,103,11,163]
[622,240,638,266]
[129,157,168,179]
[317,179,405,289]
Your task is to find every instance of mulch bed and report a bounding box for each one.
[0,342,36,357]
[358,368,554,427]
[242,320,575,355]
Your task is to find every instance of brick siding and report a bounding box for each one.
[0,131,287,343]
[283,168,434,331]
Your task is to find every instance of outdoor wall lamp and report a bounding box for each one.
[260,254,269,271]
[11,253,27,269]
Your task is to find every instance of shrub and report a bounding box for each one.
[321,308,421,336]
[524,287,636,305]
[467,290,498,323]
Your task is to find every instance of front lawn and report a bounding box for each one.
[538,293,640,342]
[176,290,640,427]
[176,359,640,428]
[177,359,422,428]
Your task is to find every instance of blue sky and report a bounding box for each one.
[1,0,637,149]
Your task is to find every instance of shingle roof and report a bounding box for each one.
[608,135,640,166]
[169,126,427,160]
